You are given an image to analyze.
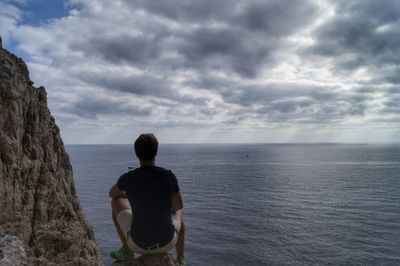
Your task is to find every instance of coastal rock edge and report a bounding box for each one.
[0,38,103,265]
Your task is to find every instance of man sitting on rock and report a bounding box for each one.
[109,134,185,265]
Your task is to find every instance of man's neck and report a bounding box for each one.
[140,159,155,167]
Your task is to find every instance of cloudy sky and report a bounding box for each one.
[1,0,399,144]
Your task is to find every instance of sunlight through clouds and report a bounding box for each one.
[1,0,399,143]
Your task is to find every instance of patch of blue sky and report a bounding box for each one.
[2,0,70,61]
[13,0,69,26]
[5,39,32,63]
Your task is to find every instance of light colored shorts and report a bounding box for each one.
[116,209,182,254]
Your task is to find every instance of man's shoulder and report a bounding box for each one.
[153,166,175,176]
[119,169,139,179]
[127,166,174,175]
[124,166,176,179]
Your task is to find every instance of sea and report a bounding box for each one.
[66,144,400,266]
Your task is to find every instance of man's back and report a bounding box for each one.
[117,165,180,247]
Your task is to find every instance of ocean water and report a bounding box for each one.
[66,144,400,266]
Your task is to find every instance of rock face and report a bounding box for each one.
[112,254,178,266]
[0,40,103,265]
[0,233,27,265]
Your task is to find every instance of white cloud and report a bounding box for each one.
[1,0,399,143]
[0,1,22,43]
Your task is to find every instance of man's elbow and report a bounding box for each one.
[172,201,183,212]
[109,186,126,199]
[109,187,117,198]
[176,202,184,211]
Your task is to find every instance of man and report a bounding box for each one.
[109,134,185,265]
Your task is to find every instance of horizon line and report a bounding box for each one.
[65,142,400,145]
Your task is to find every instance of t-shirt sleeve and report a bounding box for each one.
[117,173,128,191]
[169,171,180,193]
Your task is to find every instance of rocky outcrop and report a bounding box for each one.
[0,233,27,266]
[0,38,103,265]
[112,253,178,266]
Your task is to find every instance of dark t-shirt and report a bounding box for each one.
[117,166,179,247]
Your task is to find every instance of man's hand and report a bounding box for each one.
[109,184,127,199]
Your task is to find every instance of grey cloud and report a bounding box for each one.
[381,96,400,114]
[76,70,209,106]
[128,0,237,22]
[131,0,319,36]
[178,27,241,59]
[186,74,372,122]
[184,74,233,91]
[387,87,400,94]
[221,83,339,107]
[207,81,370,123]
[77,71,173,98]
[177,26,273,77]
[233,0,319,35]
[60,95,152,119]
[368,118,400,123]
[306,0,400,74]
[263,99,314,114]
[382,67,400,84]
[171,0,319,77]
[354,86,400,95]
[354,87,377,94]
[138,119,211,129]
[70,34,162,65]
[254,98,366,124]
[66,0,320,78]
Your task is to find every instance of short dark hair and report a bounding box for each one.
[134,133,158,161]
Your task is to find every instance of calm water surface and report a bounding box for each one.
[66,144,400,266]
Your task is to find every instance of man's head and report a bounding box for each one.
[134,133,158,162]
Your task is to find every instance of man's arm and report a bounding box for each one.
[109,184,127,199]
[171,191,183,212]
[172,191,185,263]
[171,191,183,213]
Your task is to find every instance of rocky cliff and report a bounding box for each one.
[0,37,103,265]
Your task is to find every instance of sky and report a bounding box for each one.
[1,0,399,144]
